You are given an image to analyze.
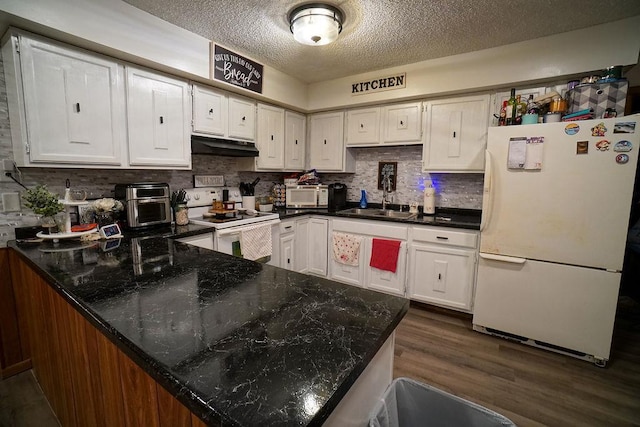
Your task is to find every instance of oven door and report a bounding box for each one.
[128,197,171,228]
[214,219,280,264]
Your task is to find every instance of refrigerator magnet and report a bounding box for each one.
[565,123,580,135]
[595,140,611,151]
[576,141,588,154]
[613,122,636,134]
[591,122,607,137]
[614,140,633,152]
[616,153,629,164]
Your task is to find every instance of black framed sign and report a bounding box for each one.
[213,45,263,94]
[378,162,397,191]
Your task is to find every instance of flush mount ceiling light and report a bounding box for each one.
[288,3,344,46]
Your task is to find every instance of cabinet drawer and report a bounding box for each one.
[411,226,477,248]
[280,221,296,234]
[332,219,408,240]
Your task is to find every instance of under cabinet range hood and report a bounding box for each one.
[191,135,259,157]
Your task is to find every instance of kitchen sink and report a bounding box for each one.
[338,208,416,219]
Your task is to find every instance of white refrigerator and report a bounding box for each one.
[473,114,640,366]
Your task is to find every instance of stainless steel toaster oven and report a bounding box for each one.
[114,183,171,229]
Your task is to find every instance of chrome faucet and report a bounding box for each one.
[382,174,393,210]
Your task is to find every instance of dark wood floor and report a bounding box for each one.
[394,298,640,427]
[2,298,639,427]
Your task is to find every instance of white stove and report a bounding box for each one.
[185,187,280,229]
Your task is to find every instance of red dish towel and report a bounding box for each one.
[370,238,402,273]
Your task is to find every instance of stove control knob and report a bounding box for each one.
[194,194,200,200]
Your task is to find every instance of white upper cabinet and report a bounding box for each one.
[228,96,256,141]
[255,103,285,169]
[10,34,126,166]
[126,66,191,168]
[346,107,381,145]
[345,102,423,147]
[192,84,256,143]
[309,112,354,172]
[284,111,306,170]
[422,95,490,172]
[382,102,423,143]
[192,84,227,136]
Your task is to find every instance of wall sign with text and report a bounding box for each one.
[213,45,263,94]
[352,73,406,96]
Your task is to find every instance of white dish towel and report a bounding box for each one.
[240,223,272,261]
[332,232,363,266]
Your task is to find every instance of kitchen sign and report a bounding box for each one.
[351,73,406,96]
[213,45,263,94]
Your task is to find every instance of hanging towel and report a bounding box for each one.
[332,232,363,266]
[370,238,402,273]
[240,223,272,261]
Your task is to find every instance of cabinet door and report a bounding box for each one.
[309,112,344,171]
[126,67,191,167]
[192,85,227,136]
[256,104,285,169]
[228,96,256,141]
[284,111,306,170]
[280,233,295,271]
[365,240,406,297]
[407,243,476,311]
[295,218,309,273]
[20,36,125,165]
[346,107,380,145]
[308,218,328,277]
[423,95,489,172]
[382,102,422,143]
[329,233,364,287]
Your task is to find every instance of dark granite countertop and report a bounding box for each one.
[9,228,409,426]
[275,205,481,230]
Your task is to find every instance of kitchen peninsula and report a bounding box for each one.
[8,227,408,426]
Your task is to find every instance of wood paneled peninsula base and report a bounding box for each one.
[8,231,408,426]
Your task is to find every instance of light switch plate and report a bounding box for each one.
[193,175,224,187]
[1,192,21,212]
[1,159,15,182]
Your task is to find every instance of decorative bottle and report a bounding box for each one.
[359,189,368,209]
[506,88,517,126]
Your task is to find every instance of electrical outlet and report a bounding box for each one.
[1,159,16,183]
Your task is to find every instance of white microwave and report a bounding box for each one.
[286,185,328,208]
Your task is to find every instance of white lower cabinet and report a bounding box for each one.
[407,226,478,312]
[295,218,309,273]
[277,216,479,310]
[279,219,296,271]
[365,240,407,297]
[307,218,328,276]
[279,216,328,275]
[329,219,408,296]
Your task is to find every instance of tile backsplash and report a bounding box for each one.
[0,54,483,247]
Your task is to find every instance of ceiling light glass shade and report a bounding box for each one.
[289,3,343,46]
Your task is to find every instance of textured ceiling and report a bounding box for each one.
[123,0,640,84]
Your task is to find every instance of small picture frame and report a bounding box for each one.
[378,162,397,191]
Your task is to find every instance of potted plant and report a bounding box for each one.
[86,198,124,227]
[22,185,64,233]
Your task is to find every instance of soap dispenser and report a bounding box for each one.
[359,189,368,209]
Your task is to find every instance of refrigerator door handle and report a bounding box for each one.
[480,149,493,232]
[479,253,526,264]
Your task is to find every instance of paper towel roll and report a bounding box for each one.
[423,186,435,215]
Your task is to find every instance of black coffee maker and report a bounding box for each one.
[328,183,347,212]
